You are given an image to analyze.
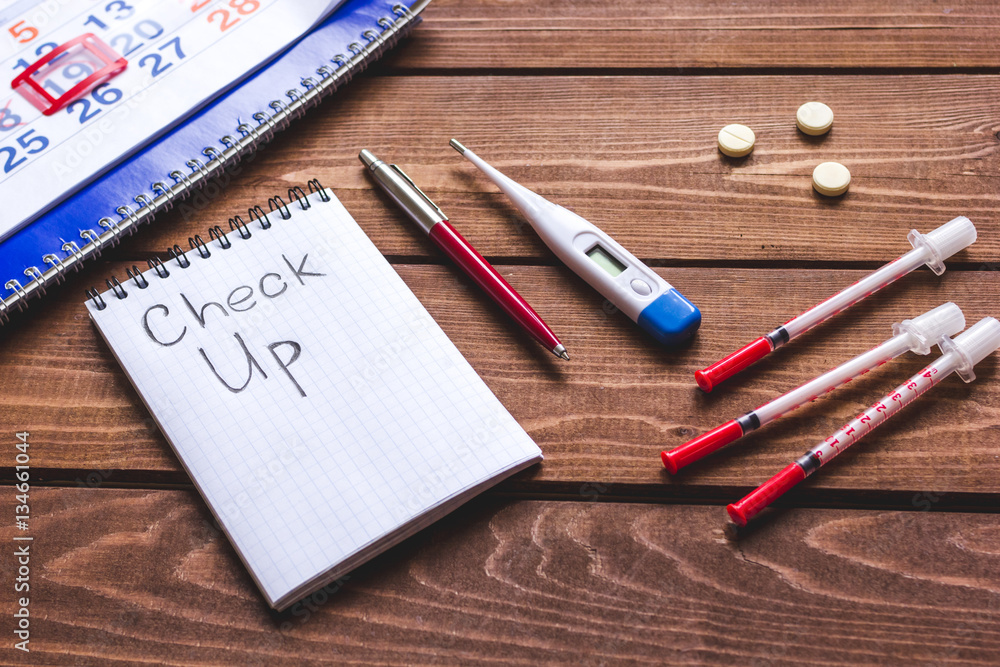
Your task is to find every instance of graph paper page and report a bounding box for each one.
[87,189,542,608]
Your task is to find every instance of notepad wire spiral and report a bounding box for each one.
[1,3,421,324]
[86,180,330,310]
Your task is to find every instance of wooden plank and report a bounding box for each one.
[389,0,1000,70]
[2,489,998,664]
[84,75,999,265]
[4,259,999,501]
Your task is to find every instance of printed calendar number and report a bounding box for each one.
[207,0,261,32]
[138,52,169,76]
[65,84,124,124]
[105,1,136,21]
[207,9,238,31]
[43,62,101,98]
[7,20,38,44]
[0,104,23,132]
[13,130,46,154]
[138,37,187,77]
[108,19,164,57]
[11,42,58,72]
[0,129,50,174]
[84,1,138,31]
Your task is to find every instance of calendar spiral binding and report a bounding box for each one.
[1,2,425,325]
[85,179,330,310]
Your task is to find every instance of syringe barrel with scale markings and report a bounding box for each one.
[694,217,977,393]
[662,302,966,473]
[727,317,1000,526]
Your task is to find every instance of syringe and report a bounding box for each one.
[694,216,977,392]
[726,316,1000,526]
[662,302,965,473]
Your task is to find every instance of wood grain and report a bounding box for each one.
[4,258,998,502]
[2,489,998,665]
[388,0,1000,70]
[80,75,1000,266]
[1,2,998,662]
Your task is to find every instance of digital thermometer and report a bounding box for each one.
[450,140,701,345]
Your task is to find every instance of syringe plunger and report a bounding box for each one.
[908,215,977,275]
[893,301,965,355]
[942,316,1000,382]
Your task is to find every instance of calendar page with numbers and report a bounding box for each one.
[0,0,343,241]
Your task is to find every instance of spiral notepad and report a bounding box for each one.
[86,183,542,610]
[0,0,426,325]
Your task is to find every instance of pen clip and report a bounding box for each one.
[389,164,444,218]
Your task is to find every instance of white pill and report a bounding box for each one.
[812,162,851,196]
[718,124,755,157]
[796,102,834,136]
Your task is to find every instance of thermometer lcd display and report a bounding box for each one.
[586,245,626,277]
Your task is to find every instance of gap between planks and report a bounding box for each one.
[372,66,1000,77]
[5,474,1000,515]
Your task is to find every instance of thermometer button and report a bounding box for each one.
[630,279,652,296]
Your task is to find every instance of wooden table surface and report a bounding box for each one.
[2,1,999,664]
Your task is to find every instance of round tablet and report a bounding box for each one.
[812,162,851,196]
[796,102,834,136]
[718,124,755,157]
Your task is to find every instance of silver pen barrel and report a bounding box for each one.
[359,149,446,233]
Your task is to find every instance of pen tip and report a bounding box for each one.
[553,344,570,361]
[449,139,467,155]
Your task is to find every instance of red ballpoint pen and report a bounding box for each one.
[360,149,569,361]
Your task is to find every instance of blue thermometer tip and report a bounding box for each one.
[637,289,702,344]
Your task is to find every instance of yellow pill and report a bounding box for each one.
[796,102,834,136]
[812,162,851,196]
[718,124,755,157]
